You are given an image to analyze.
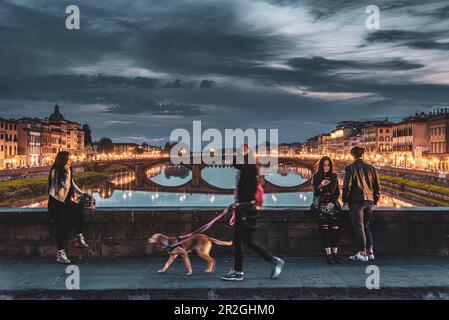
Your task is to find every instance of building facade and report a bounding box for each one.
[0,118,23,169]
[427,109,449,171]
[361,120,394,154]
[392,113,429,167]
[17,118,42,167]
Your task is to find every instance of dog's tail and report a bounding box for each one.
[208,237,233,246]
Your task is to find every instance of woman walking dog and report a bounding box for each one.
[311,156,343,264]
[47,151,89,264]
[221,145,285,281]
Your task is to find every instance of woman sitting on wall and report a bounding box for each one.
[311,156,343,264]
[48,151,89,264]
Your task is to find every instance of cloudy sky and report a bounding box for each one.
[1,0,449,145]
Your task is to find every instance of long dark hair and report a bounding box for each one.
[315,156,334,180]
[48,151,71,191]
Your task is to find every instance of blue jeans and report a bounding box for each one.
[349,203,374,251]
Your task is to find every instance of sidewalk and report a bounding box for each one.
[1,256,449,299]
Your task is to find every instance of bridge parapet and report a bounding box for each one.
[0,207,448,257]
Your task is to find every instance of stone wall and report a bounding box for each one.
[0,207,448,257]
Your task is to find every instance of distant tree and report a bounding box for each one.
[97,137,114,154]
[133,146,144,155]
[82,124,92,145]
[164,141,177,153]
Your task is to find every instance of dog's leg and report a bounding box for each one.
[158,254,178,273]
[198,242,215,273]
[180,251,193,276]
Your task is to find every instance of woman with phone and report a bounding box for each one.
[48,151,89,264]
[311,156,343,264]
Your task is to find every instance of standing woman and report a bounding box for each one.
[48,151,89,264]
[221,145,284,281]
[311,156,343,264]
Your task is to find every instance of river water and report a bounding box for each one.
[22,162,413,208]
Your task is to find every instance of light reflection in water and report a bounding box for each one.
[147,164,192,186]
[19,163,415,208]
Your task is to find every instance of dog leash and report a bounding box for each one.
[166,203,236,251]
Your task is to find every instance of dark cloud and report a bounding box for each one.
[287,56,423,72]
[364,29,449,51]
[0,0,448,143]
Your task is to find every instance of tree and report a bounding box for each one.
[97,137,114,154]
[133,146,144,155]
[164,141,177,153]
[82,124,92,146]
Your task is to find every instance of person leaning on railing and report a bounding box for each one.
[311,156,343,265]
[343,146,381,262]
[47,151,89,264]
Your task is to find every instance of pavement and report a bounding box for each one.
[1,256,449,300]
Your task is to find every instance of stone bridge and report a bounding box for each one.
[90,156,316,194]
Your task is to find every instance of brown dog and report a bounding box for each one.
[147,233,232,276]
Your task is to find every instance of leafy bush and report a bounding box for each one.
[379,174,449,198]
[0,171,106,202]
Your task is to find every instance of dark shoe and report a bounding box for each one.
[271,257,285,279]
[221,270,244,281]
[332,253,344,264]
[326,254,335,265]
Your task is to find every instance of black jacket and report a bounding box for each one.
[342,159,381,205]
[234,163,258,203]
[312,172,340,204]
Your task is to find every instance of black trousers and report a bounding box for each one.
[349,203,374,251]
[233,224,273,272]
[318,220,340,249]
[48,196,84,250]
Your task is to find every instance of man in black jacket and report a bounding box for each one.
[343,146,381,262]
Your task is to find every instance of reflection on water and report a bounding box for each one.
[147,164,191,186]
[201,167,236,189]
[21,187,414,209]
[92,190,312,207]
[19,163,415,208]
[109,171,136,186]
[377,194,414,208]
[264,164,312,187]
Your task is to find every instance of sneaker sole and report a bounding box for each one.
[221,277,244,281]
[350,258,369,262]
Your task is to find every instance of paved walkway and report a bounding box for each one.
[1,256,449,299]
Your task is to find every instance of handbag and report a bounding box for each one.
[78,193,96,210]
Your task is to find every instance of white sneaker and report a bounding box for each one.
[56,250,71,264]
[349,252,368,262]
[368,253,375,261]
[271,257,285,279]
